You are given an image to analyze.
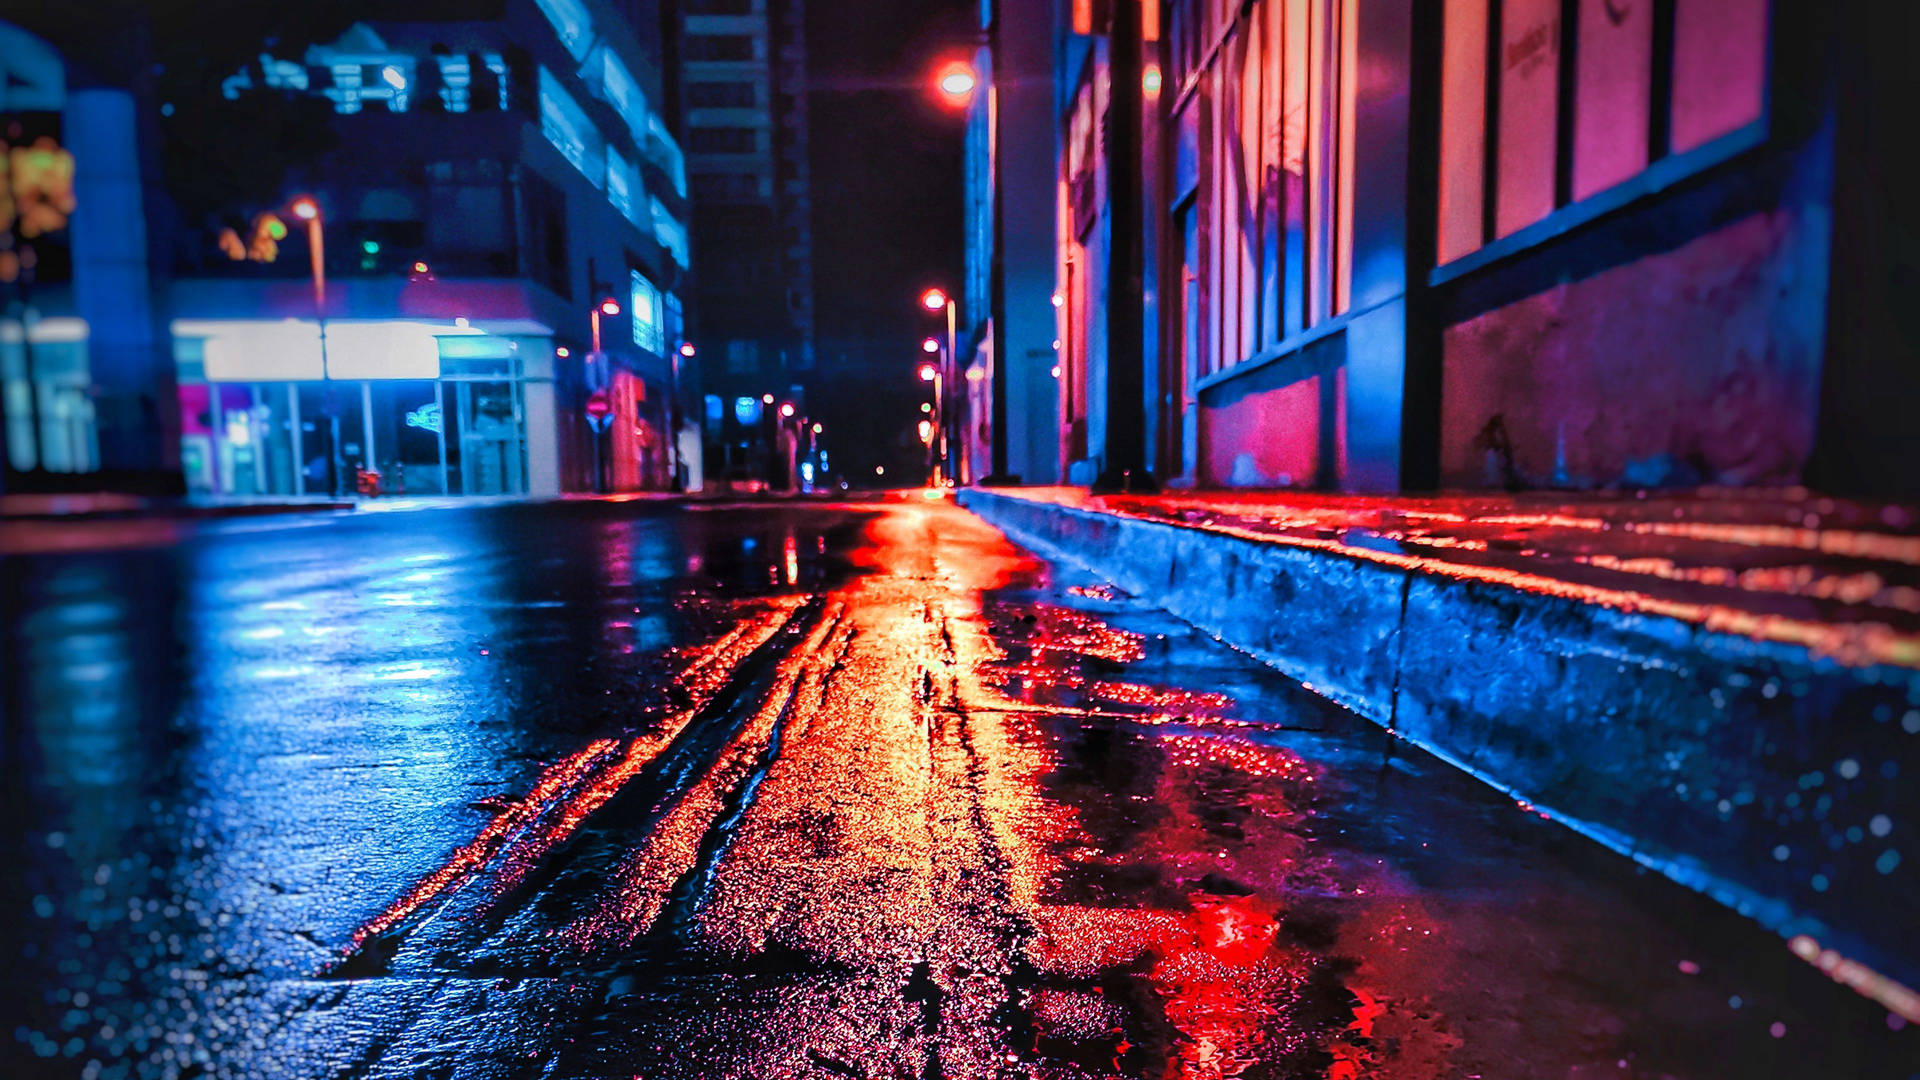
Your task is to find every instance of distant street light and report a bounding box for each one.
[922,337,940,354]
[761,393,775,405]
[679,342,697,358]
[918,287,958,484]
[780,402,795,418]
[918,364,937,382]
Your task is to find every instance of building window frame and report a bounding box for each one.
[1432,0,1774,285]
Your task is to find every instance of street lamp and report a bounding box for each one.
[584,296,621,494]
[935,62,977,104]
[919,288,958,483]
[591,296,620,354]
[928,29,1017,486]
[922,337,940,354]
[287,195,341,495]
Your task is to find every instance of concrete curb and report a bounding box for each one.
[959,488,1920,999]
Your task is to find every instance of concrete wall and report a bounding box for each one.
[1439,206,1832,490]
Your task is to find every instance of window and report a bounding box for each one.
[1670,0,1768,153]
[688,81,758,108]
[693,172,764,202]
[686,35,755,62]
[1438,0,1770,262]
[1572,0,1652,200]
[533,0,594,61]
[652,198,691,268]
[631,270,664,354]
[689,126,759,154]
[521,173,569,297]
[607,147,640,226]
[1164,0,1355,379]
[538,67,604,187]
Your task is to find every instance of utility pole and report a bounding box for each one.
[1092,0,1156,494]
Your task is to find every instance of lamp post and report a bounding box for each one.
[918,361,942,487]
[288,196,346,496]
[920,287,958,483]
[933,30,1017,486]
[586,295,620,494]
[673,341,695,491]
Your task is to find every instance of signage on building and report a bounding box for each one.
[405,402,443,434]
[585,391,613,430]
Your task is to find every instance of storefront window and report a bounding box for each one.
[1496,0,1561,238]
[1671,0,1768,153]
[1573,0,1653,200]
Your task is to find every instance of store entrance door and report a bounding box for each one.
[452,380,525,495]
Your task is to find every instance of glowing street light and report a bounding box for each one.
[922,337,940,354]
[918,364,937,382]
[761,393,775,405]
[679,342,697,358]
[935,62,977,104]
[780,402,795,418]
[918,287,958,484]
[590,296,620,353]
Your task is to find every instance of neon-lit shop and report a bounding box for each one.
[173,317,560,498]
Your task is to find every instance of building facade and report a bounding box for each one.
[1019,0,1917,496]
[167,0,696,499]
[958,0,1064,486]
[677,0,818,489]
[0,15,177,494]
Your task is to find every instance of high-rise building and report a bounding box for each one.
[677,0,817,490]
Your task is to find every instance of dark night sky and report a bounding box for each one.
[800,0,978,483]
[806,0,976,362]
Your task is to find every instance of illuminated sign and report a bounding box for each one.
[405,402,443,434]
[178,319,463,381]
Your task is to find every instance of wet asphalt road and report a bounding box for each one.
[2,498,1912,1079]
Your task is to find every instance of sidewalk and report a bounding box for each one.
[997,487,1920,666]
[957,485,1920,1012]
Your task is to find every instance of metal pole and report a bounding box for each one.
[945,300,958,483]
[1092,0,1157,493]
[361,381,376,493]
[288,383,305,497]
[433,380,448,495]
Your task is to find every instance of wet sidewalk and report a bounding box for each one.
[987,487,1920,667]
[958,487,1920,1013]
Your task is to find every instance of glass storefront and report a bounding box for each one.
[174,320,545,498]
[2,325,98,475]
